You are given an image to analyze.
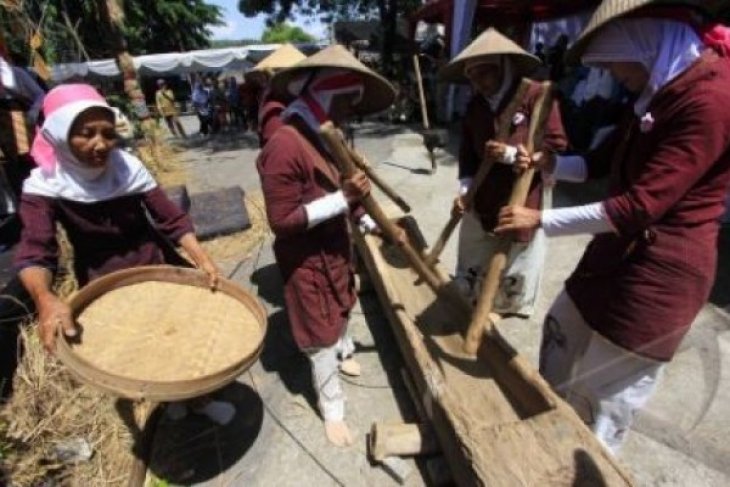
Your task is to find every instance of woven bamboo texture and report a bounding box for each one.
[57,266,266,401]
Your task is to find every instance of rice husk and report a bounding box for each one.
[73,281,263,382]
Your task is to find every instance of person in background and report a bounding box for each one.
[212,78,227,133]
[497,0,730,453]
[226,76,245,129]
[155,79,186,138]
[191,77,212,136]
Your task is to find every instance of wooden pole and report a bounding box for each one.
[424,79,532,267]
[413,54,439,173]
[319,122,446,294]
[413,55,430,131]
[344,144,411,213]
[369,422,439,462]
[127,401,161,487]
[463,82,554,355]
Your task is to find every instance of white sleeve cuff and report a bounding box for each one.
[458,177,473,196]
[589,125,617,151]
[358,214,378,234]
[553,155,588,183]
[541,202,615,237]
[0,57,17,91]
[500,145,518,165]
[304,191,349,229]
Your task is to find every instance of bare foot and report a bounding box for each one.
[324,420,354,447]
[339,358,361,377]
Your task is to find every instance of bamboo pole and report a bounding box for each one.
[463,82,554,355]
[127,401,161,487]
[413,54,438,173]
[319,122,446,294]
[343,144,411,213]
[413,55,430,131]
[369,422,439,462]
[424,79,532,267]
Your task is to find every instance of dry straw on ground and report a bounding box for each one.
[0,229,135,486]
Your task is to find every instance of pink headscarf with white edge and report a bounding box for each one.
[25,83,156,202]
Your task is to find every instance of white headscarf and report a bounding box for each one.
[24,96,156,202]
[465,56,515,111]
[581,18,703,115]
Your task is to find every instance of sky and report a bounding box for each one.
[207,0,329,41]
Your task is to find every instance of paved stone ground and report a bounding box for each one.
[148,116,730,486]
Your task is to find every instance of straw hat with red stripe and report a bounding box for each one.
[269,44,396,115]
[438,27,541,83]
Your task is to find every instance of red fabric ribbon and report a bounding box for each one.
[700,24,730,56]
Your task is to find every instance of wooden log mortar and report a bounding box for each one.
[424,78,532,267]
[463,81,554,356]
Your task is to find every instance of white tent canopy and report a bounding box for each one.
[50,44,285,82]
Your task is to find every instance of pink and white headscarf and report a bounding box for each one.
[25,84,156,202]
[282,68,364,133]
[581,18,703,116]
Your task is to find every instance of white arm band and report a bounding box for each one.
[304,191,349,229]
[358,214,378,234]
[553,155,588,183]
[0,57,16,91]
[541,202,615,237]
[458,177,473,196]
[500,145,518,165]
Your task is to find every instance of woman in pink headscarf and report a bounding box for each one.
[496,2,730,453]
[15,84,220,351]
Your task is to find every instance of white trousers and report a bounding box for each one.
[305,331,355,422]
[540,291,664,454]
[454,209,548,317]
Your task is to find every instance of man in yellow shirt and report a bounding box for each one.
[155,79,186,138]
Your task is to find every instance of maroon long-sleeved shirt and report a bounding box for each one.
[566,50,730,361]
[14,186,193,285]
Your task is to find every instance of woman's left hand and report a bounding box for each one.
[199,258,222,290]
[178,233,221,289]
[494,205,541,234]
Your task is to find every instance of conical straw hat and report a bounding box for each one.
[438,27,540,83]
[252,43,307,72]
[568,0,710,62]
[269,44,396,115]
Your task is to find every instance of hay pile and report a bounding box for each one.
[135,125,187,188]
[0,327,135,486]
[0,231,136,486]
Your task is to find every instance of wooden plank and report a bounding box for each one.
[354,217,633,486]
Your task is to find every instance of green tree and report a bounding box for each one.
[261,23,316,43]
[0,0,224,62]
[238,0,420,69]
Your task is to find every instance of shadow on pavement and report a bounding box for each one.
[250,263,319,413]
[710,225,730,309]
[148,382,264,484]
